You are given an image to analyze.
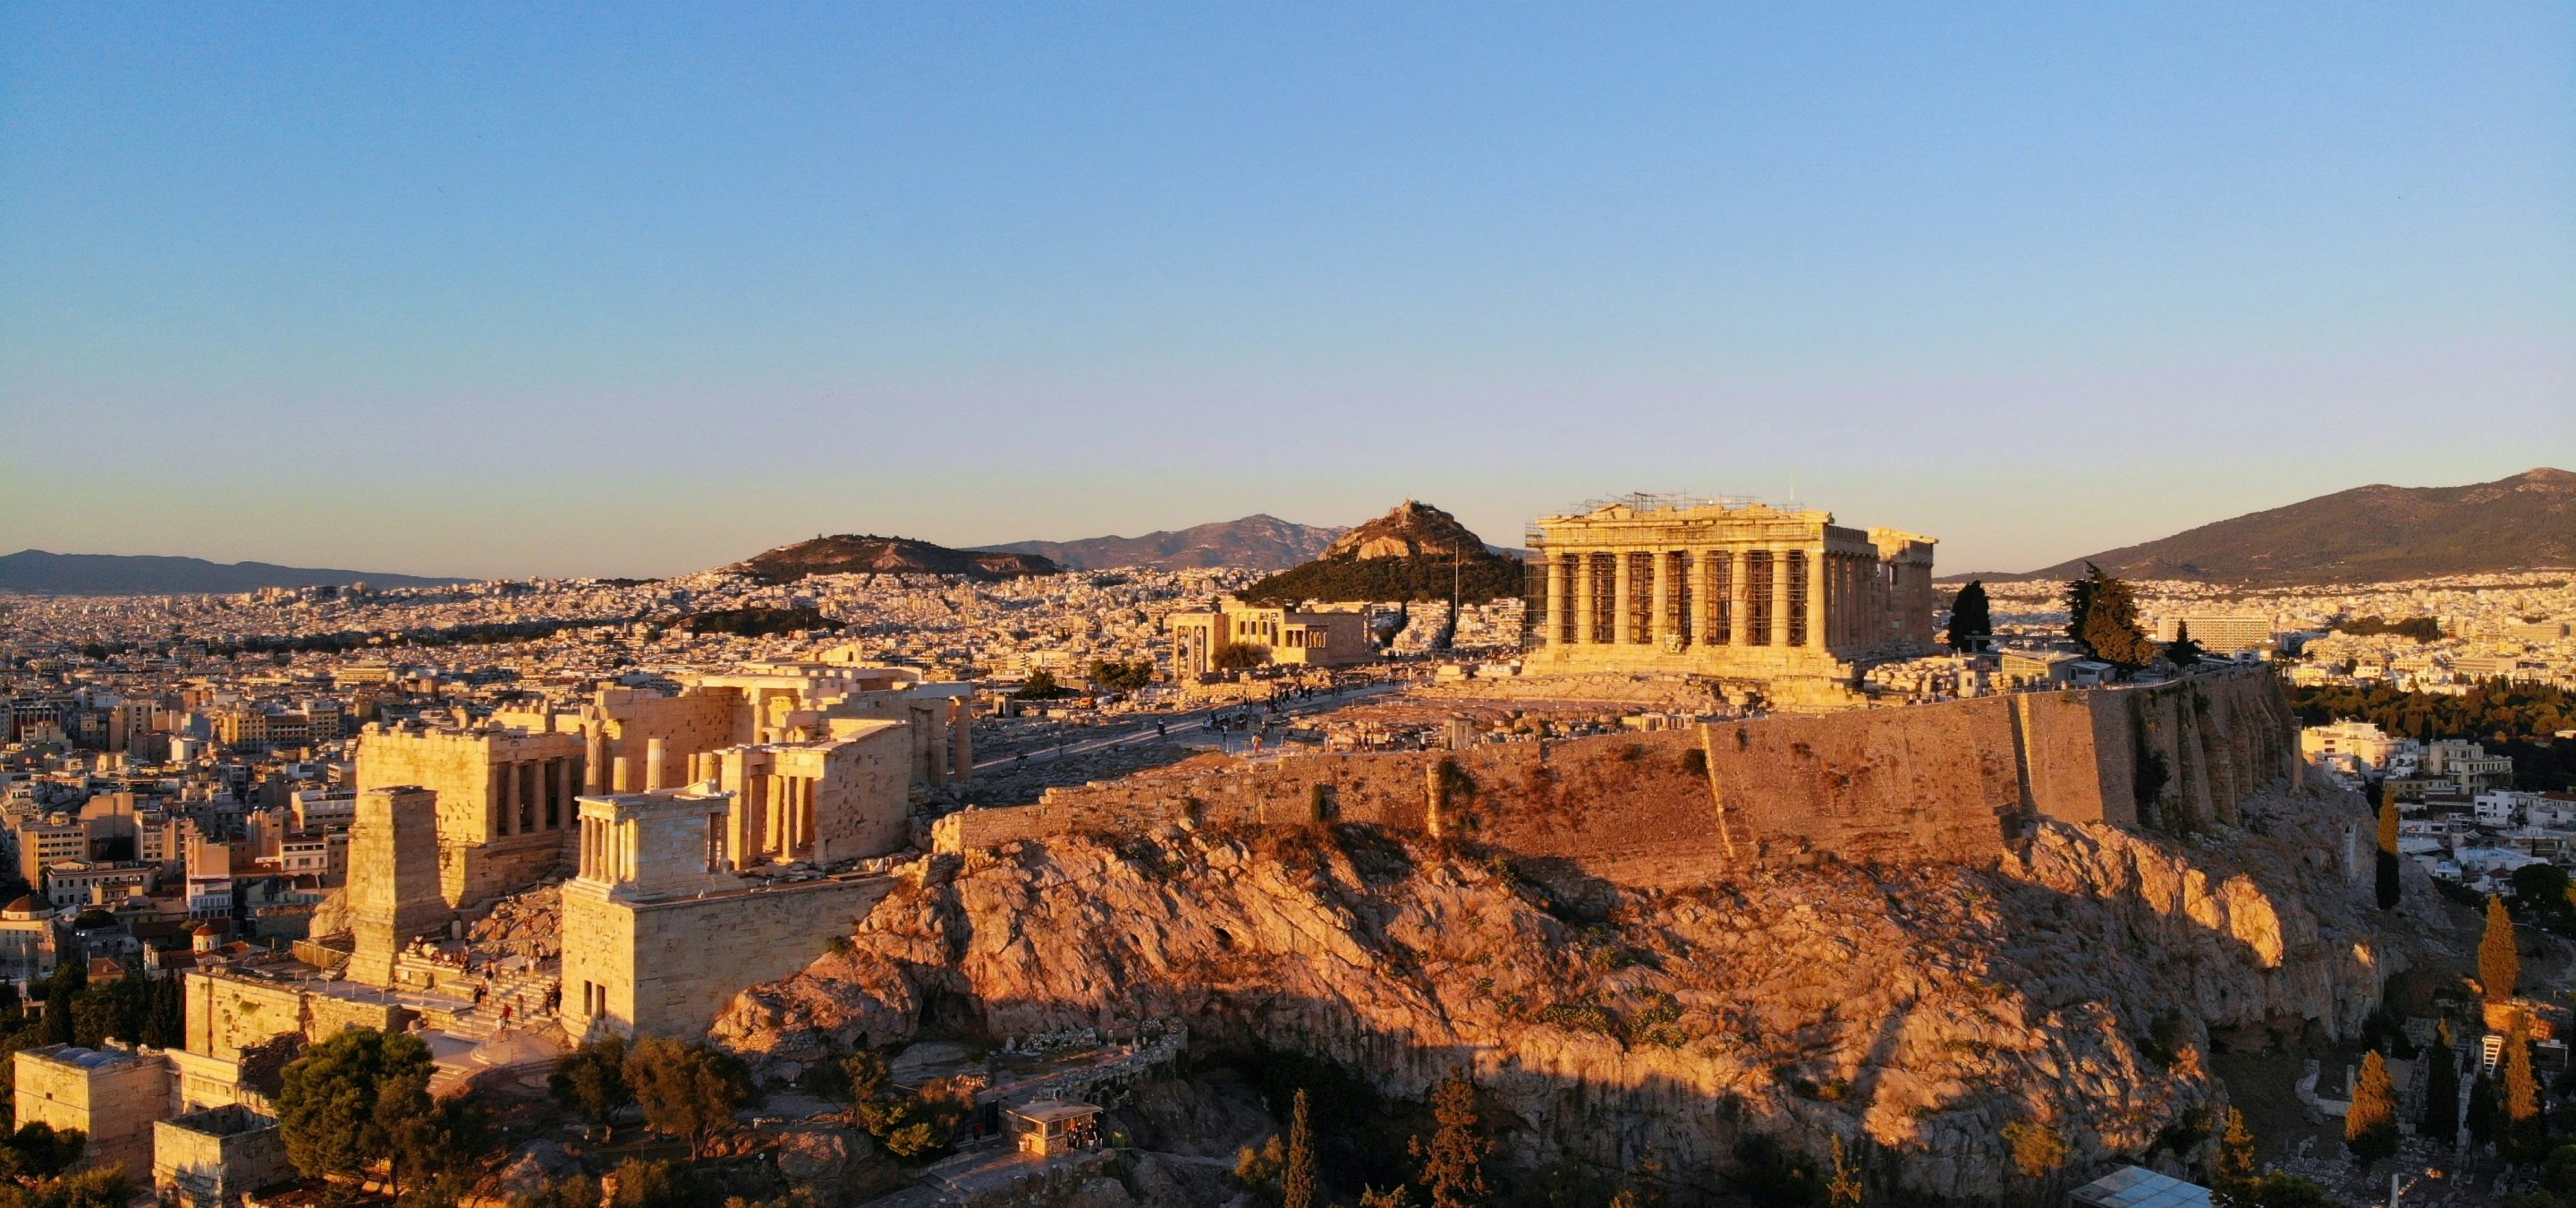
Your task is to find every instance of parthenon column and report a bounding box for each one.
[1611,553,1634,645]
[1769,547,1792,648]
[1808,549,1830,654]
[584,727,606,794]
[1570,555,1595,644]
[1545,557,1568,647]
[1658,553,1679,649]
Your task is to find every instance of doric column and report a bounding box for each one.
[1570,553,1596,644]
[583,727,607,794]
[1770,547,1792,647]
[1545,556,1568,646]
[553,757,572,828]
[1808,548,1829,653]
[1611,553,1633,645]
[1651,552,1676,649]
[644,737,668,793]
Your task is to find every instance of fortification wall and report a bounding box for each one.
[932,670,2298,889]
[564,874,896,1041]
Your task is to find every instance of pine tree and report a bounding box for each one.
[2504,1017,2546,1163]
[2165,621,2205,668]
[1945,581,1992,651]
[2482,894,2521,1003]
[2422,1020,2460,1146]
[1410,1069,1490,1208]
[2345,1051,2399,1162]
[1283,1088,1317,1208]
[2064,564,2158,671]
[2376,798,2402,911]
[2213,1107,2258,1196]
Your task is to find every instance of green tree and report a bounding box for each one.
[1410,1069,1491,1208]
[606,1158,703,1208]
[0,1123,83,1182]
[275,1025,437,1184]
[2212,1107,2257,1199]
[375,1068,479,1200]
[1283,1088,1318,1208]
[1946,581,1992,651]
[2064,564,2159,671]
[1357,1188,1415,1208]
[549,1034,633,1139]
[2376,798,2402,911]
[1085,659,1155,693]
[2001,1120,2067,1183]
[1011,669,1072,701]
[622,1036,752,1161]
[2504,1017,2547,1162]
[1214,642,1271,672]
[841,1051,960,1161]
[2423,1020,2461,1145]
[0,1167,132,1208]
[2484,894,2521,1002]
[2165,621,2206,668]
[2346,1050,2399,1162]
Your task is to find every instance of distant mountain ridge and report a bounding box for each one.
[732,534,1058,583]
[1966,467,2575,585]
[973,515,1346,571]
[0,549,463,595]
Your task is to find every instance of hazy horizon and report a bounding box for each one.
[5,5,2571,579]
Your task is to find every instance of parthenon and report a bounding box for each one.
[1524,495,1938,703]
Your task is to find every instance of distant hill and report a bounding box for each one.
[1969,467,2576,585]
[1243,501,1526,604]
[733,534,1059,583]
[974,515,1346,571]
[0,549,463,595]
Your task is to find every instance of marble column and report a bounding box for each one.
[1570,554,1595,644]
[492,763,513,838]
[1611,553,1633,645]
[1544,557,1567,646]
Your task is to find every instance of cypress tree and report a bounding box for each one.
[1945,581,1992,651]
[2213,1107,2258,1196]
[2376,799,2402,911]
[2504,1017,2546,1163]
[2481,895,2520,1003]
[1411,1069,1491,1208]
[2064,564,2158,671]
[1283,1088,1317,1208]
[2345,1050,2399,1162]
[2422,1020,2460,1146]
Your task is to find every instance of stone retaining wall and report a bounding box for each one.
[931,670,2299,887]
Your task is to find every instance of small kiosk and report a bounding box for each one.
[1006,1100,1103,1157]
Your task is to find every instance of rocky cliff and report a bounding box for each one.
[718,782,2389,1202]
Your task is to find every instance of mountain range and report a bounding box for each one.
[973,514,1344,571]
[1957,467,2574,585]
[0,549,462,595]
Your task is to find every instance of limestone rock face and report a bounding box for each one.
[468,884,561,947]
[716,786,2391,1201]
[710,947,921,1082]
[1319,500,1487,561]
[308,888,352,940]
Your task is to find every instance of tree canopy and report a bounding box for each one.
[2483,895,2521,1003]
[623,1036,753,1161]
[2063,564,2160,671]
[275,1026,438,1185]
[1945,581,1992,651]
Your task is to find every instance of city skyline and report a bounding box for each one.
[4,4,2571,578]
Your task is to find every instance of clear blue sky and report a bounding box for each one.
[4,4,2569,578]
